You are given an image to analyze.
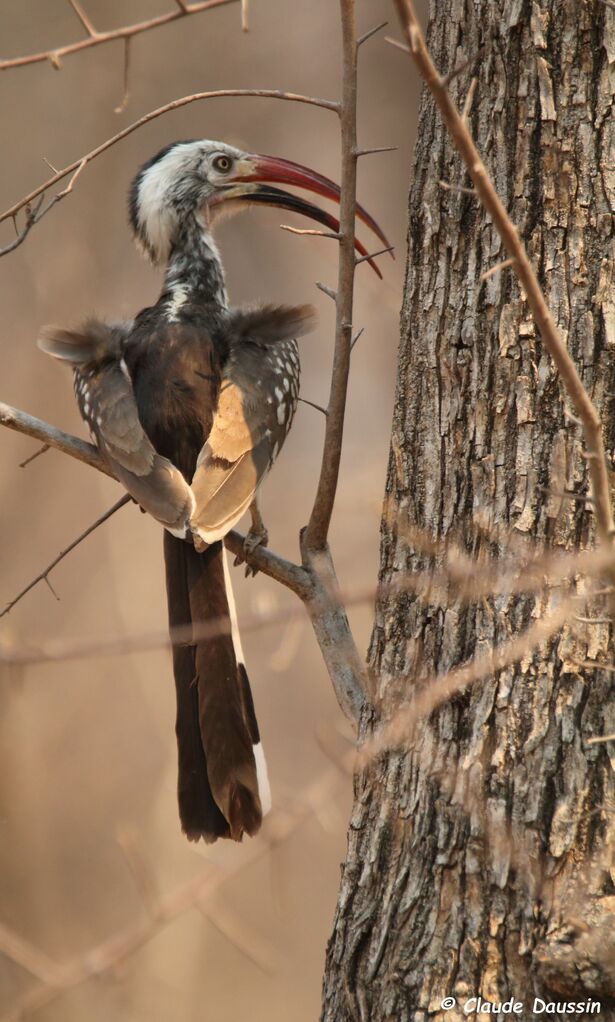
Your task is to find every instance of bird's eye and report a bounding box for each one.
[212,154,233,173]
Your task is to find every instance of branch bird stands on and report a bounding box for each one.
[36,139,389,845]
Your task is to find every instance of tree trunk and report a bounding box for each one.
[321,2,615,1019]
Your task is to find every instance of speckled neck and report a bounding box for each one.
[160,217,228,320]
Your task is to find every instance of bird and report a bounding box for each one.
[39,139,389,843]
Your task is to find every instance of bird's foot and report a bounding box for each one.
[234,502,268,577]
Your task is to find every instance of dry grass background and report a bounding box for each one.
[0,1,423,1018]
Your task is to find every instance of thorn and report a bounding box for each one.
[587,732,615,744]
[355,245,395,266]
[384,35,411,54]
[564,409,583,428]
[461,78,478,123]
[114,37,132,115]
[48,52,63,70]
[241,0,249,31]
[442,46,486,87]
[42,157,59,174]
[299,397,328,417]
[357,20,388,47]
[538,486,594,505]
[354,145,398,157]
[350,327,365,351]
[479,257,516,283]
[316,281,337,302]
[573,658,615,672]
[438,180,477,197]
[409,24,421,54]
[43,575,60,601]
[19,443,50,469]
[0,495,130,619]
[67,0,98,37]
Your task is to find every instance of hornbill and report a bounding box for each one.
[39,139,388,843]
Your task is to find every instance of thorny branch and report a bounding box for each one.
[0,495,131,618]
[0,401,308,598]
[0,763,347,1022]
[0,0,240,72]
[393,0,615,594]
[0,89,339,257]
[0,399,368,716]
[304,0,359,553]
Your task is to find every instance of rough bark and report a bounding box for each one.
[321,2,615,1019]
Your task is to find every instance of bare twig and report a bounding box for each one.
[355,244,395,266]
[438,179,477,197]
[315,281,338,301]
[0,402,307,596]
[538,486,593,505]
[350,326,365,351]
[573,659,615,673]
[200,900,279,974]
[442,46,485,87]
[0,196,49,257]
[299,397,329,417]
[303,0,359,553]
[0,402,113,476]
[461,77,477,122]
[67,0,98,37]
[354,145,398,157]
[394,0,615,585]
[19,443,50,468]
[1,496,131,618]
[116,828,161,920]
[480,257,517,283]
[587,733,615,744]
[384,35,411,54]
[0,1,240,72]
[2,504,612,672]
[114,37,132,114]
[357,21,388,47]
[241,0,249,31]
[280,225,341,240]
[0,90,340,250]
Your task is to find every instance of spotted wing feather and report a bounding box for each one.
[38,321,194,535]
[190,304,315,543]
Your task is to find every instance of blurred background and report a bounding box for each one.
[0,2,421,1018]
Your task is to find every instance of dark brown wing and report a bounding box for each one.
[190,304,315,543]
[38,321,194,535]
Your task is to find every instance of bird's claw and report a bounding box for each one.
[233,524,269,578]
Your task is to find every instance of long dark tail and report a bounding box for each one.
[163,532,268,843]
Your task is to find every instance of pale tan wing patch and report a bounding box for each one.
[190,303,314,543]
[204,381,259,463]
[191,439,273,542]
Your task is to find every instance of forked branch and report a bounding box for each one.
[0,0,240,72]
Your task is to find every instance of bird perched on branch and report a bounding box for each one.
[39,139,388,843]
